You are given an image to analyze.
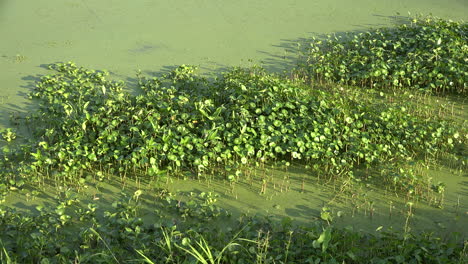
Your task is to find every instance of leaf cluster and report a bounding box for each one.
[1,62,462,191]
[301,16,467,93]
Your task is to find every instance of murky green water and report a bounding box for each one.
[1,0,467,235]
[5,164,467,237]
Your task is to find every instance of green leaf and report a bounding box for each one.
[313,227,332,252]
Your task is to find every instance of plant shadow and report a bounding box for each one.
[258,13,411,75]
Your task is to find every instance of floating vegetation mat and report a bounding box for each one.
[297,16,467,94]
[0,15,467,263]
[0,62,465,201]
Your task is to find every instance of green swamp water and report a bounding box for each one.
[5,164,468,237]
[1,0,467,236]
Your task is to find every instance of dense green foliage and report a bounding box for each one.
[300,17,467,93]
[1,192,466,263]
[0,62,462,194]
[0,16,467,263]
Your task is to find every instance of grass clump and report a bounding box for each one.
[299,16,467,94]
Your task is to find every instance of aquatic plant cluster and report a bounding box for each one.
[0,16,467,263]
[301,17,467,93]
[0,192,466,263]
[0,62,462,193]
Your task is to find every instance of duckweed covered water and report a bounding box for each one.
[4,164,467,238]
[0,1,467,262]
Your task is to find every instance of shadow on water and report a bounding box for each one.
[285,205,320,219]
[258,14,411,74]
[116,63,231,95]
[143,65,191,78]
[456,179,468,197]
[127,43,168,55]
[371,13,413,26]
[113,65,183,90]
[0,73,43,147]
[141,63,231,80]
[0,64,53,137]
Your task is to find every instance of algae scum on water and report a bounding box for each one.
[0,16,467,263]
